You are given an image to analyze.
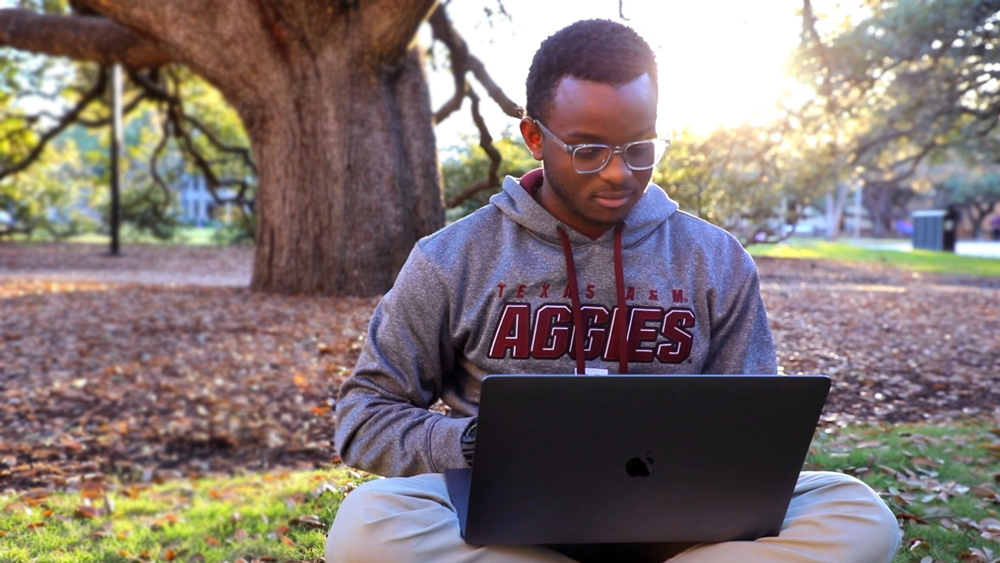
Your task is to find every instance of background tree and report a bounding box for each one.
[0,0,520,295]
[935,164,1000,238]
[0,136,101,238]
[790,0,1000,237]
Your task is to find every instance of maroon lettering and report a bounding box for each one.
[563,286,572,298]
[489,304,531,359]
[649,289,659,301]
[625,286,635,301]
[497,283,506,298]
[586,284,595,299]
[627,308,663,362]
[530,305,573,359]
[569,305,611,361]
[540,284,550,298]
[672,289,684,303]
[603,306,627,360]
[516,284,526,298]
[657,309,696,363]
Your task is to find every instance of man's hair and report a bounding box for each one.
[525,19,658,121]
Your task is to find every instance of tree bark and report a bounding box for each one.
[0,9,172,67]
[247,46,442,295]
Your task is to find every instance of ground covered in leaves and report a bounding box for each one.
[1,242,999,492]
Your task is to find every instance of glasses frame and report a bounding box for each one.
[533,119,670,175]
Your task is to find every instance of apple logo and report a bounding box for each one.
[625,452,654,477]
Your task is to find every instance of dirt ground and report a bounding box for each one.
[1,242,998,490]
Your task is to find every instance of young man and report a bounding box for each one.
[326,19,900,563]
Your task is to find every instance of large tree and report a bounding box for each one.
[0,0,517,295]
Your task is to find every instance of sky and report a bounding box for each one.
[422,0,808,148]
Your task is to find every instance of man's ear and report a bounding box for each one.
[520,117,544,161]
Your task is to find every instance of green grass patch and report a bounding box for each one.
[807,421,1000,562]
[2,423,998,562]
[9,227,224,246]
[0,467,377,563]
[748,238,1000,277]
[62,227,222,246]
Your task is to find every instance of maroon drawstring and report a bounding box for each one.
[557,227,587,375]
[613,223,629,374]
[557,224,629,375]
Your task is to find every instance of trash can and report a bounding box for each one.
[912,209,959,252]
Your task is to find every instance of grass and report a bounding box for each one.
[64,227,221,246]
[747,237,1000,277]
[7,227,223,246]
[2,423,998,562]
[0,467,377,563]
[809,422,1000,562]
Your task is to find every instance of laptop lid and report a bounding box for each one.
[447,374,830,546]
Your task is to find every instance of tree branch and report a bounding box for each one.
[430,5,522,122]
[446,88,503,209]
[149,117,174,217]
[0,9,172,67]
[0,67,108,181]
[77,0,205,45]
[181,114,258,175]
[446,178,495,209]
[429,5,469,125]
[169,104,252,202]
[433,80,468,125]
[467,54,522,118]
[73,92,147,128]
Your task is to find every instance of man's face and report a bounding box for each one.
[521,74,658,239]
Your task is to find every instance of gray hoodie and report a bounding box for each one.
[335,170,777,477]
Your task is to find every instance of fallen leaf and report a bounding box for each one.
[289,515,326,530]
[74,506,99,519]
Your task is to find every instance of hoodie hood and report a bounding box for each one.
[489,168,680,248]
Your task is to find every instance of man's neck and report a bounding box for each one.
[518,169,607,240]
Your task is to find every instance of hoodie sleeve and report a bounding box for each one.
[334,245,469,477]
[701,254,777,375]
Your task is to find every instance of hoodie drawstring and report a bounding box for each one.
[557,227,587,375]
[557,224,629,375]
[613,223,629,374]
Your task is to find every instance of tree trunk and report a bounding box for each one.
[246,46,443,296]
[966,200,997,240]
[862,181,897,238]
[825,182,850,241]
[0,0,444,296]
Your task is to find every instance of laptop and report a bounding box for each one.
[445,374,831,546]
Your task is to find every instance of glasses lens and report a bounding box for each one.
[624,140,665,170]
[572,145,612,173]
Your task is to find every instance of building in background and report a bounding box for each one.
[177,174,235,226]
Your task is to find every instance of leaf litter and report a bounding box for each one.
[1,245,998,501]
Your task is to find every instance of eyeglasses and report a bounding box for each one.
[534,119,670,174]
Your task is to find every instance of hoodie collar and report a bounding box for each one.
[489,168,679,248]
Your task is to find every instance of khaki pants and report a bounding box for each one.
[327,471,901,563]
